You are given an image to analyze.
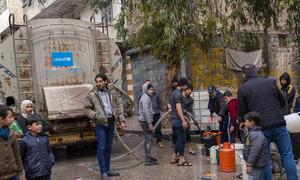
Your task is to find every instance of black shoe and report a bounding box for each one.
[107,171,120,176]
[144,160,159,166]
[150,157,158,161]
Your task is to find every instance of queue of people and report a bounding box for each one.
[1,68,300,180]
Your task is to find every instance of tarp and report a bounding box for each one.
[225,48,262,71]
[43,84,93,120]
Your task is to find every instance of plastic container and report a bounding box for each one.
[210,145,218,164]
[220,142,236,172]
[234,143,244,165]
[284,113,300,133]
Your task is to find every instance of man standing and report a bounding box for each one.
[170,77,192,166]
[150,85,164,148]
[84,74,126,180]
[238,64,298,180]
[279,72,296,115]
[208,86,229,143]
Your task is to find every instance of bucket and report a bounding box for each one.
[220,142,235,172]
[234,143,244,165]
[284,113,300,133]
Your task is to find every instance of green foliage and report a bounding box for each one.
[113,0,235,65]
[91,0,300,62]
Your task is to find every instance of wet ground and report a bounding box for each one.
[51,133,300,180]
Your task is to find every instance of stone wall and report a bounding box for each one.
[131,52,165,111]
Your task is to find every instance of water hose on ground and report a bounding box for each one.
[109,111,172,170]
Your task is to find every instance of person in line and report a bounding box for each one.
[150,85,164,148]
[208,86,229,143]
[0,105,24,180]
[19,114,55,180]
[170,77,192,166]
[139,83,159,166]
[17,100,49,136]
[238,64,298,180]
[84,73,126,180]
[183,83,196,155]
[242,111,268,180]
[223,90,238,143]
[279,72,296,115]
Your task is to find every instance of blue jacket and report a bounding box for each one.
[19,132,55,179]
[242,126,268,168]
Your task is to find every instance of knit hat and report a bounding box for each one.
[147,83,154,90]
[208,86,216,94]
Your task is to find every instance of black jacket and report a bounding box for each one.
[150,92,163,115]
[280,73,296,115]
[243,126,268,168]
[208,90,227,117]
[19,132,55,179]
[238,77,286,129]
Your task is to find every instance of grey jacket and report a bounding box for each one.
[242,126,268,168]
[84,85,126,126]
[138,83,154,123]
[150,92,163,115]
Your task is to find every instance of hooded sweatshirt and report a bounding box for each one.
[280,72,296,114]
[138,83,154,123]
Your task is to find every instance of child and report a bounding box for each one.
[17,100,49,136]
[19,114,55,180]
[223,90,238,143]
[0,104,24,180]
[138,83,158,166]
[9,108,24,140]
[243,111,268,180]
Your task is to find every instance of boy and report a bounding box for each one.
[243,111,268,180]
[183,83,196,155]
[138,83,158,166]
[223,90,238,143]
[20,114,55,180]
[0,104,24,180]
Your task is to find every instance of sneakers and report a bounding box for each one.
[144,157,159,166]
[157,142,164,148]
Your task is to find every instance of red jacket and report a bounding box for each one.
[228,98,238,126]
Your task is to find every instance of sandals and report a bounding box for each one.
[170,158,179,164]
[189,151,197,155]
[177,160,192,166]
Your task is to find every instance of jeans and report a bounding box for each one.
[172,118,186,156]
[172,126,177,145]
[140,121,152,159]
[262,126,298,180]
[248,168,264,180]
[152,113,162,143]
[95,123,115,175]
[186,123,191,143]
